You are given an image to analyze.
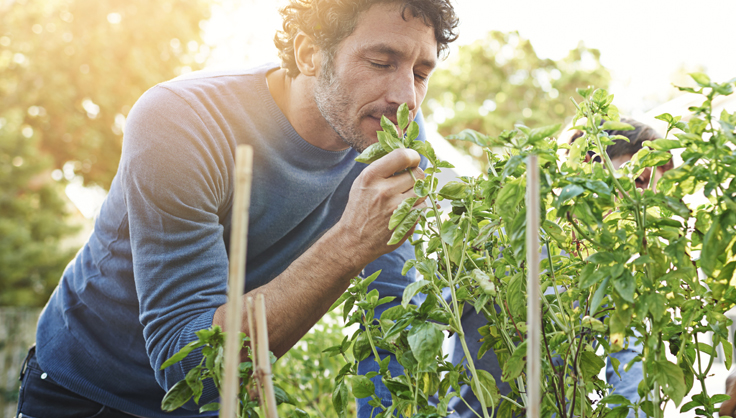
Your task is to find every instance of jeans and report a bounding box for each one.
[16,345,140,418]
[447,308,645,418]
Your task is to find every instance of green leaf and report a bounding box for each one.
[389,197,418,230]
[639,150,673,167]
[351,375,376,398]
[611,270,635,303]
[355,142,388,164]
[439,181,471,200]
[579,351,605,380]
[353,332,372,362]
[501,341,527,381]
[161,380,194,411]
[406,121,420,141]
[723,340,733,369]
[642,139,683,151]
[528,123,561,144]
[402,280,430,309]
[690,72,712,87]
[601,121,635,131]
[387,208,421,245]
[590,277,610,316]
[580,265,606,288]
[161,340,204,370]
[448,129,491,147]
[557,184,585,205]
[586,252,617,265]
[185,366,203,404]
[408,322,444,372]
[381,115,400,139]
[377,131,400,153]
[505,273,525,320]
[199,402,220,412]
[274,384,295,405]
[397,103,410,131]
[654,359,687,406]
[332,380,349,418]
[648,293,667,321]
[474,369,501,408]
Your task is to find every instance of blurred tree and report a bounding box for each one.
[275,311,356,418]
[0,0,210,306]
[1,0,211,188]
[0,110,78,306]
[422,31,610,164]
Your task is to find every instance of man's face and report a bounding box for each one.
[611,154,670,190]
[313,2,438,152]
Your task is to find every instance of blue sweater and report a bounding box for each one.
[35,63,425,417]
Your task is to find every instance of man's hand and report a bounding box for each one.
[335,148,426,268]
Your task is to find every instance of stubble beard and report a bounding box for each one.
[313,66,373,153]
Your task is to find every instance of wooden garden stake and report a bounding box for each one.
[526,154,541,418]
[255,293,279,418]
[222,145,254,418]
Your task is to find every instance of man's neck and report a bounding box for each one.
[266,68,348,152]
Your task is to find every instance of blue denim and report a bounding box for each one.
[16,346,139,418]
[447,308,645,418]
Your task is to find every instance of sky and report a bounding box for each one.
[202,0,736,116]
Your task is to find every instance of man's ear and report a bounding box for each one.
[293,31,321,77]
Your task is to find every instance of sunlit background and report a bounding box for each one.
[1,0,735,415]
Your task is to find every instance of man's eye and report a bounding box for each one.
[415,73,428,82]
[370,62,389,69]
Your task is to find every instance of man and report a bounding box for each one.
[15,1,459,417]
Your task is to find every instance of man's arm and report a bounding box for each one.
[212,148,426,358]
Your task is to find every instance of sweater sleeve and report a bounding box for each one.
[120,85,232,408]
[356,111,430,418]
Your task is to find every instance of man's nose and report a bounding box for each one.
[386,68,417,114]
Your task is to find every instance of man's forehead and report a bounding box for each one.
[361,42,437,69]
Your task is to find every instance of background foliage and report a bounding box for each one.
[422,31,610,167]
[0,0,209,306]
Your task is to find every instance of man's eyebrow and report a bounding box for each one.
[363,43,437,70]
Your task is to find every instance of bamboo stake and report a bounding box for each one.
[221,145,254,418]
[246,297,265,411]
[526,154,541,418]
[255,293,279,418]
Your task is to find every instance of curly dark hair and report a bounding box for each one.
[274,0,459,77]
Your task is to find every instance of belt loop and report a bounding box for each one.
[19,344,36,382]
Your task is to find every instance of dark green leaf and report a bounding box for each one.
[332,381,349,418]
[387,208,421,245]
[389,197,419,230]
[406,121,420,141]
[161,341,204,370]
[579,351,605,380]
[590,277,610,316]
[381,115,400,139]
[501,341,526,381]
[402,280,430,309]
[355,143,388,164]
[351,375,376,398]
[397,103,410,131]
[557,184,585,205]
[408,322,444,372]
[161,380,194,411]
[199,402,220,413]
[439,181,471,200]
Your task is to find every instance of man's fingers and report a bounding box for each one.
[365,148,421,179]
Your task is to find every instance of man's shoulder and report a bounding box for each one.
[158,62,278,91]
